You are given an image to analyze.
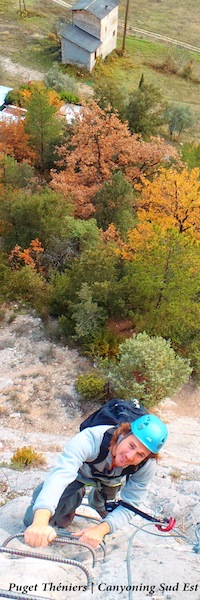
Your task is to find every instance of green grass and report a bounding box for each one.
[119,0,200,49]
[0,0,65,74]
[1,1,200,143]
[90,37,200,142]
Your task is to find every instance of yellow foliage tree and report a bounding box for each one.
[135,167,200,239]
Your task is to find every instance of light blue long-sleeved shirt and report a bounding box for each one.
[33,425,156,533]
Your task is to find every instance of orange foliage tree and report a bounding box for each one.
[9,238,44,274]
[51,101,174,218]
[135,167,200,239]
[19,84,63,111]
[0,120,36,163]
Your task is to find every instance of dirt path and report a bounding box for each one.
[118,23,200,54]
[0,56,45,81]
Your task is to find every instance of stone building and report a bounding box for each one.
[60,0,119,72]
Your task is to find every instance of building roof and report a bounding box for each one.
[72,0,118,19]
[0,86,13,107]
[60,23,101,52]
[0,105,27,122]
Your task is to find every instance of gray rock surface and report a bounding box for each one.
[0,310,199,600]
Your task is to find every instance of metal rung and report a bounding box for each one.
[0,547,91,588]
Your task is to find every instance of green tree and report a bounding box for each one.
[69,243,120,315]
[72,283,107,341]
[93,171,136,233]
[126,83,166,137]
[164,104,194,137]
[104,332,192,407]
[181,142,200,169]
[93,77,128,119]
[0,189,73,251]
[119,227,200,349]
[24,86,63,171]
[0,155,34,189]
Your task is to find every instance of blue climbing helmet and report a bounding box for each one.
[130,414,168,453]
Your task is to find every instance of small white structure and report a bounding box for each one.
[60,0,119,72]
[0,105,27,122]
[59,102,82,123]
[0,86,13,108]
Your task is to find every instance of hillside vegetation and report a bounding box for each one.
[0,0,200,404]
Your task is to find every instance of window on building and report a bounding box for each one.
[113,30,115,36]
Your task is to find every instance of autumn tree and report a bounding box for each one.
[51,101,174,218]
[118,225,200,348]
[0,120,36,163]
[24,86,63,171]
[9,238,44,274]
[135,167,200,239]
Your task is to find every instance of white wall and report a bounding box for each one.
[73,10,100,39]
[99,6,118,57]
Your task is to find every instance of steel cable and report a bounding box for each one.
[127,521,200,600]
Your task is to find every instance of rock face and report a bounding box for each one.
[0,309,199,600]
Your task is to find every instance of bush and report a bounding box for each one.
[59,90,80,104]
[103,332,192,408]
[10,446,46,470]
[85,327,121,360]
[5,266,49,315]
[76,370,107,401]
[44,64,78,94]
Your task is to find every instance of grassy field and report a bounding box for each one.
[0,0,200,142]
[0,0,68,75]
[119,0,200,48]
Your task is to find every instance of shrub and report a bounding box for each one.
[85,327,121,360]
[5,266,49,315]
[59,90,80,104]
[44,64,78,94]
[76,370,107,401]
[10,446,46,470]
[103,332,192,408]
